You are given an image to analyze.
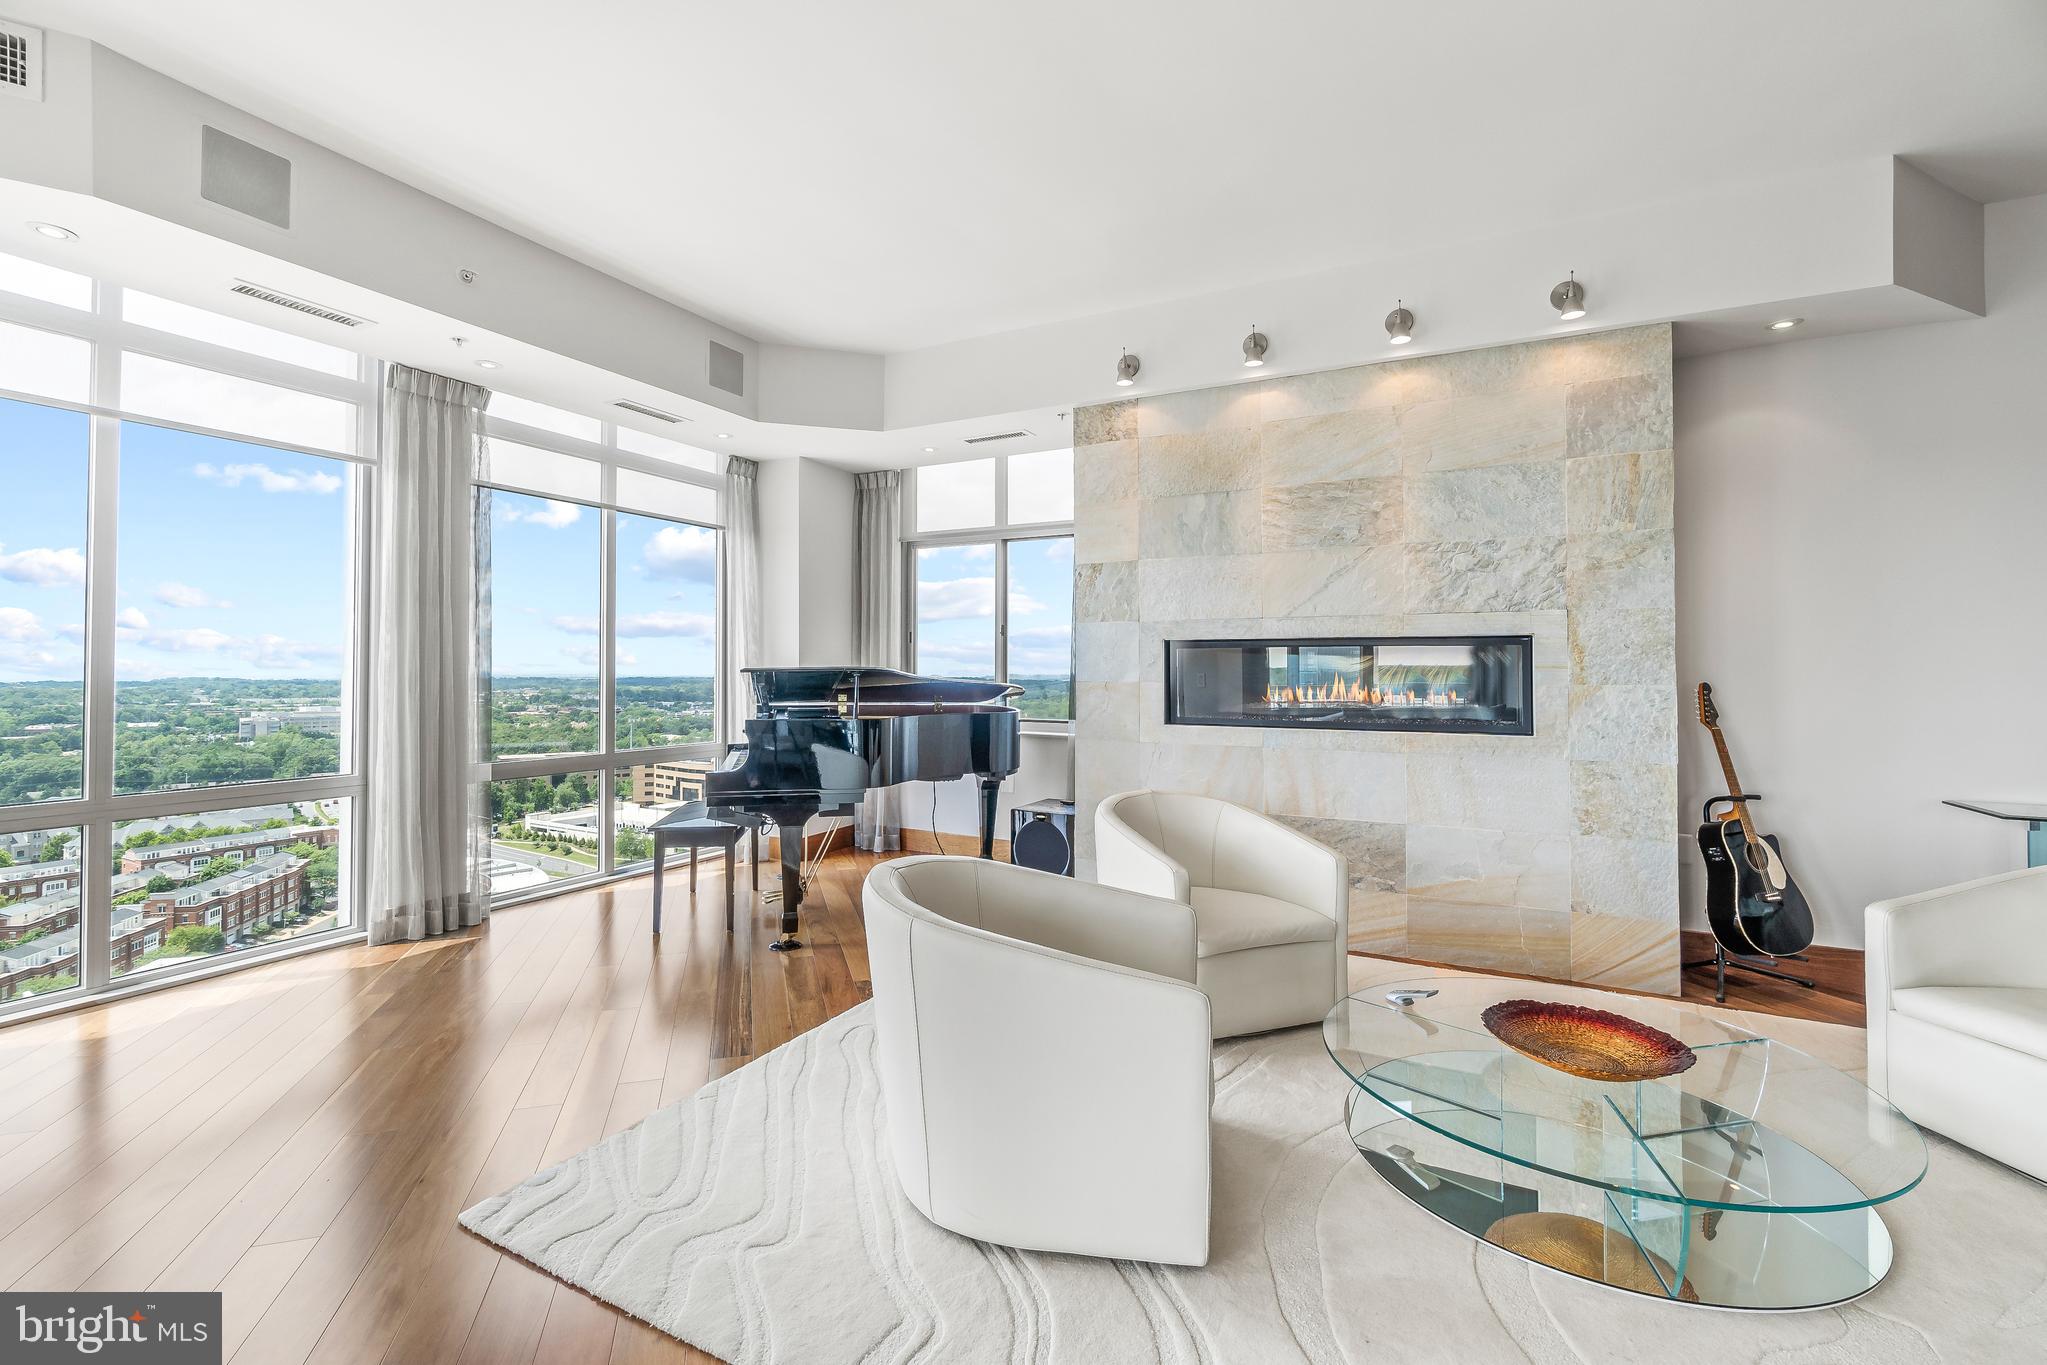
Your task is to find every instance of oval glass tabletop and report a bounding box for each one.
[1323,979,1926,1215]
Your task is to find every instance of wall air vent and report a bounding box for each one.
[228,281,372,328]
[707,340,745,396]
[0,20,43,102]
[613,399,688,424]
[964,429,1033,445]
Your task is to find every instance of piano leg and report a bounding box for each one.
[978,776,1001,860]
[770,819,805,951]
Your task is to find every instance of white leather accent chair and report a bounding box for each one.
[1095,790,1347,1039]
[1866,866,2047,1181]
[863,855,1213,1266]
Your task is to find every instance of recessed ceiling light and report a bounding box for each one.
[1241,327,1268,368]
[1550,272,1588,321]
[1768,317,1804,331]
[718,433,731,439]
[28,222,77,241]
[475,359,500,369]
[922,446,936,453]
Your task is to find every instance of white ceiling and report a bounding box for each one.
[17,1,2047,358]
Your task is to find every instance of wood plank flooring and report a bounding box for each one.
[0,848,1863,1363]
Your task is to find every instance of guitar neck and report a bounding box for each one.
[1706,723,1761,843]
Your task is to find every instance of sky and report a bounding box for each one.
[489,492,718,678]
[915,536,1072,680]
[1,398,350,689]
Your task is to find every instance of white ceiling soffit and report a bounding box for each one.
[14,0,2045,355]
[0,4,2031,465]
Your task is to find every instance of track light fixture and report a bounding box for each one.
[1241,327,1269,368]
[1384,301,1415,346]
[1551,272,1588,321]
[1115,349,1140,386]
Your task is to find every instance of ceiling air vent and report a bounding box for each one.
[707,340,745,396]
[613,399,688,424]
[228,281,372,328]
[964,429,1033,445]
[0,20,43,102]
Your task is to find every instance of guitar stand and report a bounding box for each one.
[1684,943,1817,1004]
[1686,792,1818,1003]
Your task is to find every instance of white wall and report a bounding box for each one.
[904,733,1074,847]
[1673,192,2047,947]
[754,458,857,667]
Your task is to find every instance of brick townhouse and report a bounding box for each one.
[141,851,310,939]
[120,823,338,875]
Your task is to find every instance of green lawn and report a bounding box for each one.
[494,837,598,868]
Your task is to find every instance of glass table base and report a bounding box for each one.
[1347,1092,1894,1311]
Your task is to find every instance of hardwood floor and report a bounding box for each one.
[0,849,1865,1363]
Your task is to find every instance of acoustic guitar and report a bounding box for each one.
[1695,683,1815,958]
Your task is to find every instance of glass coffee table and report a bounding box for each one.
[1323,979,1926,1310]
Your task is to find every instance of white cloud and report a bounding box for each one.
[913,577,997,622]
[120,624,232,652]
[0,543,86,587]
[240,634,342,670]
[641,524,716,583]
[192,461,342,495]
[501,499,582,529]
[1008,626,1073,674]
[116,607,151,630]
[153,581,234,610]
[914,576,1046,621]
[0,606,49,643]
[553,610,715,640]
[109,620,339,672]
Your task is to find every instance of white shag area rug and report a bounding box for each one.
[461,1000,2047,1364]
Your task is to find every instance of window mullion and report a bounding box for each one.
[994,540,1009,686]
[598,479,618,876]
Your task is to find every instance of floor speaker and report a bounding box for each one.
[1010,799,1076,876]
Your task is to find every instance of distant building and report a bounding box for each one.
[0,906,161,1002]
[0,855,80,906]
[120,823,338,875]
[141,851,309,940]
[238,707,343,740]
[630,758,714,806]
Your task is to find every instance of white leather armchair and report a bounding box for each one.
[1095,790,1347,1038]
[863,855,1213,1266]
[1866,866,2047,1181]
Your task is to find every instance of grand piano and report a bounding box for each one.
[703,666,1023,949]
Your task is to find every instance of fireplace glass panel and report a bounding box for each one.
[1166,636,1533,735]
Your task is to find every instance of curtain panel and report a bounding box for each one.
[853,470,904,850]
[364,365,492,943]
[723,456,764,746]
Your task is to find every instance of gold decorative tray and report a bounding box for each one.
[1478,999,1697,1082]
[1485,1212,1699,1301]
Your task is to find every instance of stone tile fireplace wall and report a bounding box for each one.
[1071,324,1678,994]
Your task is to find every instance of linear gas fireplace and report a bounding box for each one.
[1165,635,1534,736]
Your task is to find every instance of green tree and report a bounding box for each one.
[0,849,12,867]
[14,972,76,996]
[38,832,73,862]
[616,827,652,862]
[197,856,240,882]
[162,925,227,956]
[145,874,177,893]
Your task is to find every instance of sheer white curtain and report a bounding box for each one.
[854,470,904,850]
[722,457,764,745]
[364,365,492,943]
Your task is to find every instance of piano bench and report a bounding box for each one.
[651,819,762,935]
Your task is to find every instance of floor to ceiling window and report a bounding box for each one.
[477,398,723,899]
[905,450,1074,722]
[0,251,371,1013]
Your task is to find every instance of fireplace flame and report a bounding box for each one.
[1264,680,1458,707]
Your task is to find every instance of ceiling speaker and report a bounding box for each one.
[200,125,292,229]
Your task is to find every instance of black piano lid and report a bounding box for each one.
[744,666,1022,713]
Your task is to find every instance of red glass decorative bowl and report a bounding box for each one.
[1479,999,1697,1082]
